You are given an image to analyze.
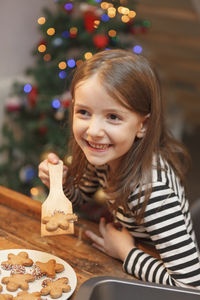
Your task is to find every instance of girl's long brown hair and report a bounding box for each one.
[66,49,190,222]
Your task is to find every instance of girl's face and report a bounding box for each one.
[73,75,146,171]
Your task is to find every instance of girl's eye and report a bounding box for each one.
[108,114,120,121]
[77,109,89,116]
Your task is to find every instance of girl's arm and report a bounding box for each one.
[63,163,100,208]
[86,183,200,289]
[124,183,200,289]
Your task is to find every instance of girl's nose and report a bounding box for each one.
[87,117,104,137]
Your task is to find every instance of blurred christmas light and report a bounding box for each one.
[64,3,73,11]
[84,52,93,60]
[133,45,143,54]
[143,20,151,27]
[70,27,78,37]
[24,84,32,93]
[108,29,117,37]
[94,20,100,29]
[52,98,61,109]
[62,30,70,38]
[30,187,39,196]
[38,44,46,53]
[101,14,110,22]
[43,53,51,62]
[101,2,113,9]
[52,37,63,46]
[58,61,67,69]
[107,7,116,18]
[95,0,102,3]
[121,15,130,23]
[19,165,35,183]
[37,17,46,25]
[59,70,67,79]
[76,59,83,66]
[47,27,56,36]
[67,59,76,68]
[120,6,129,15]
[129,10,136,18]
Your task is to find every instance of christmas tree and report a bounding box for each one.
[0,0,149,200]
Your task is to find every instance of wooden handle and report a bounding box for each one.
[48,160,64,194]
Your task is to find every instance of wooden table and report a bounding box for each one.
[0,185,158,299]
[0,185,135,298]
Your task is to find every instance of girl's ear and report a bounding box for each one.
[136,114,150,139]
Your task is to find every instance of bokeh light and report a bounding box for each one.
[62,30,70,38]
[133,45,143,54]
[43,54,51,62]
[84,52,93,60]
[47,27,56,36]
[64,3,73,11]
[76,60,83,66]
[24,84,32,93]
[30,187,39,196]
[121,15,130,23]
[52,98,61,109]
[37,17,46,25]
[101,14,110,22]
[38,44,46,53]
[58,61,67,69]
[108,29,117,37]
[59,70,67,79]
[67,59,76,68]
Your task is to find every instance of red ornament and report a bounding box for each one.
[39,127,47,135]
[93,34,109,49]
[84,11,97,33]
[5,96,22,112]
[28,86,38,108]
[38,114,47,135]
[61,91,72,108]
[38,39,46,46]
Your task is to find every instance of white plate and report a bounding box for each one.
[0,249,77,299]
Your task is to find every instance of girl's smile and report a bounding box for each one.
[86,140,111,151]
[73,74,146,171]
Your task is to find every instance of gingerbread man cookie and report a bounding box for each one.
[0,285,2,292]
[13,291,41,300]
[1,252,33,268]
[42,212,77,232]
[1,273,35,292]
[35,259,64,279]
[0,295,13,300]
[41,277,71,299]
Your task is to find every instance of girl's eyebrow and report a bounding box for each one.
[74,102,128,115]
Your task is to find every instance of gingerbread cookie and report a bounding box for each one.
[0,295,13,300]
[41,277,71,299]
[1,273,35,292]
[13,291,41,300]
[42,212,77,232]
[1,252,33,268]
[0,285,2,292]
[35,259,64,279]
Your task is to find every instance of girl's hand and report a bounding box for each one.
[38,153,68,188]
[85,218,135,261]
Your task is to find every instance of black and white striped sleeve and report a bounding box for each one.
[123,182,200,289]
[63,163,100,208]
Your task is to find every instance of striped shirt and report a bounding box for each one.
[64,156,200,289]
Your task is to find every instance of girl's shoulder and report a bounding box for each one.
[128,155,184,208]
[151,154,181,188]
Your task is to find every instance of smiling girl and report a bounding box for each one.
[39,49,200,289]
